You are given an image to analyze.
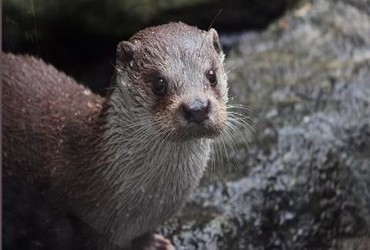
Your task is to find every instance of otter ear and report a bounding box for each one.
[208,28,222,54]
[116,41,137,66]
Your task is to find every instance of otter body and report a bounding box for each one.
[3,22,229,248]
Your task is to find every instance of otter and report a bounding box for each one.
[3,22,242,249]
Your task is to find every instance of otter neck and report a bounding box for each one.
[98,86,212,196]
[69,86,212,240]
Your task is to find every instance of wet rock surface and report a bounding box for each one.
[161,0,370,249]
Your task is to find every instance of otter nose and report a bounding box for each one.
[182,98,210,124]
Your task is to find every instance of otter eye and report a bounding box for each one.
[207,69,217,87]
[152,77,167,96]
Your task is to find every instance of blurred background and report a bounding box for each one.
[3,0,299,94]
[3,0,370,249]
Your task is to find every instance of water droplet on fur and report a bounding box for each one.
[129,61,134,67]
[83,89,91,95]
[87,102,94,108]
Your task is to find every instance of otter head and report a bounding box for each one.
[114,22,228,142]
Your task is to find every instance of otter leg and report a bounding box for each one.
[131,232,175,250]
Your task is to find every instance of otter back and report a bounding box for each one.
[2,53,104,184]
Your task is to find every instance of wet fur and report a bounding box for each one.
[2,22,245,248]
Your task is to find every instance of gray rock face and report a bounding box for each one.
[162,0,370,249]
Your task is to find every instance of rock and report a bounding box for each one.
[162,0,370,249]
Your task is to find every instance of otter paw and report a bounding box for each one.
[132,233,175,250]
[148,234,175,250]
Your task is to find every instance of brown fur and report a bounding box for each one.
[2,53,105,183]
[3,22,229,249]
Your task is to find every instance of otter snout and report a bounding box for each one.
[182,98,210,124]
[166,94,226,140]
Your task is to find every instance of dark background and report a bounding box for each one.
[2,0,299,95]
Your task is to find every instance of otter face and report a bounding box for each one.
[115,22,228,141]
